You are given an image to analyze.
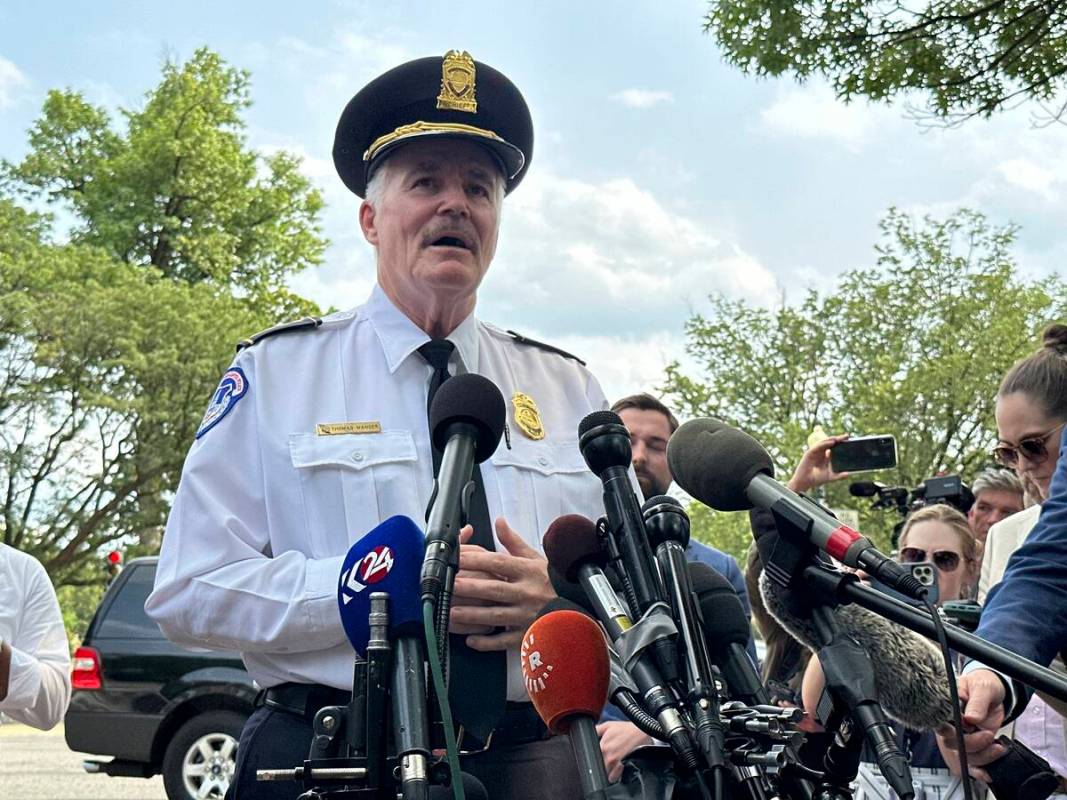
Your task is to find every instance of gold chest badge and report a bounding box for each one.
[437,50,477,113]
[512,392,545,440]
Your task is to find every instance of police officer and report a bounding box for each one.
[147,52,611,799]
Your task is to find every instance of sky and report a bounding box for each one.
[2,0,1066,403]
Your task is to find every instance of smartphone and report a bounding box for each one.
[868,561,939,607]
[941,600,982,631]
[830,435,897,473]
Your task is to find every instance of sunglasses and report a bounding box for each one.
[899,546,962,572]
[992,422,1067,467]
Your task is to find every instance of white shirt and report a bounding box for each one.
[146,285,610,701]
[0,544,71,730]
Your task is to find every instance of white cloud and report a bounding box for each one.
[996,157,1059,201]
[759,82,898,151]
[0,56,27,109]
[612,89,674,109]
[482,169,776,339]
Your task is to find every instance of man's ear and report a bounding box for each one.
[359,200,378,245]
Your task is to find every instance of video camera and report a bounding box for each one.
[849,474,975,517]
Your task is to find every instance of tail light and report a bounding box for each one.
[72,646,102,690]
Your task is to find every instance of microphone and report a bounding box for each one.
[578,410,681,682]
[667,418,923,598]
[420,374,506,603]
[689,563,770,706]
[757,570,953,731]
[338,515,430,800]
[849,481,884,498]
[642,497,727,771]
[543,514,699,770]
[522,608,611,800]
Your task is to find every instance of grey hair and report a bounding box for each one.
[971,466,1023,498]
[362,151,506,212]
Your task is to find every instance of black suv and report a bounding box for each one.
[65,557,256,800]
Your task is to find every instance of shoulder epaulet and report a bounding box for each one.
[507,329,586,365]
[236,316,323,353]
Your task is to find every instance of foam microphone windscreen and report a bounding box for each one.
[690,563,752,648]
[757,571,954,730]
[667,418,775,512]
[543,514,605,583]
[522,610,610,734]
[337,515,426,654]
[428,373,506,463]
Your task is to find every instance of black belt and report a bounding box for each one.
[258,683,550,750]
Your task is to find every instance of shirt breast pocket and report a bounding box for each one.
[289,431,420,554]
[489,437,601,548]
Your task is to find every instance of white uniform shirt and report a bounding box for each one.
[147,285,610,700]
[0,544,71,729]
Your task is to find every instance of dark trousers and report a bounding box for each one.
[226,705,584,800]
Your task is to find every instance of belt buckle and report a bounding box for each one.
[456,725,494,755]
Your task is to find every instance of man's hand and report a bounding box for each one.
[449,517,555,651]
[936,669,1009,781]
[596,721,652,783]
[787,434,850,494]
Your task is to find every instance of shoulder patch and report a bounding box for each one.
[196,367,249,439]
[236,316,323,352]
[507,330,586,365]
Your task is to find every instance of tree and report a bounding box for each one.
[704,1,1067,123]
[0,48,326,587]
[667,208,1066,556]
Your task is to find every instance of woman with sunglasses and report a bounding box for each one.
[898,504,980,606]
[963,325,1067,795]
[798,505,981,800]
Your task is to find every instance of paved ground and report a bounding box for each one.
[0,722,167,799]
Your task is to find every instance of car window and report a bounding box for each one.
[96,564,166,640]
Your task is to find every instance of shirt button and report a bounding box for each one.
[353,452,364,462]
[537,456,549,467]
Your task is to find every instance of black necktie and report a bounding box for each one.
[416,340,506,745]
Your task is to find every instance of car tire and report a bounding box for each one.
[161,710,245,800]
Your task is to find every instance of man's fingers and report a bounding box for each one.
[449,622,495,635]
[465,630,522,651]
[450,601,527,628]
[459,548,533,580]
[495,517,539,558]
[458,525,474,545]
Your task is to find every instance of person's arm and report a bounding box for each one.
[786,434,851,494]
[0,561,71,730]
[145,356,346,654]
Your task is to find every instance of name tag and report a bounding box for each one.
[316,422,382,436]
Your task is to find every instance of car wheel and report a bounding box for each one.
[162,710,245,800]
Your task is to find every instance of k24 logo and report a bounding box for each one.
[340,545,395,605]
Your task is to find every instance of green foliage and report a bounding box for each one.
[0,48,326,587]
[704,1,1067,122]
[687,500,753,566]
[669,208,1066,550]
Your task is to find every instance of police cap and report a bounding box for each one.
[333,50,533,198]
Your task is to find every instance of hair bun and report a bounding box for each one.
[1042,323,1067,355]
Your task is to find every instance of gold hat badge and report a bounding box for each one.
[512,392,545,440]
[437,50,477,113]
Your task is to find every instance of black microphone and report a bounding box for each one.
[578,410,681,682]
[689,563,770,706]
[849,481,884,498]
[420,374,506,603]
[642,497,726,772]
[543,514,699,770]
[667,418,923,599]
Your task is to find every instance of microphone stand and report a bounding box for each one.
[761,502,915,800]
[256,592,399,799]
[802,567,1067,704]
